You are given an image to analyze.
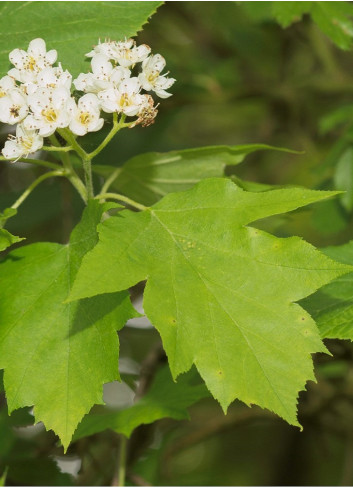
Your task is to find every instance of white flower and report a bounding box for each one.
[138,54,175,98]
[2,123,43,160]
[86,39,151,67]
[98,77,147,116]
[74,54,113,93]
[114,42,151,68]
[24,87,74,137]
[68,93,104,136]
[0,75,17,98]
[0,89,28,124]
[86,39,134,59]
[73,55,130,94]
[22,65,72,97]
[35,64,72,91]
[8,38,57,84]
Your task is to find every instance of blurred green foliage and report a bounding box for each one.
[3,1,353,485]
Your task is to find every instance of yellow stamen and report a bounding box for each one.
[20,137,34,152]
[79,112,91,125]
[41,108,57,123]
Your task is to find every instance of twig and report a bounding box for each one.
[134,341,165,401]
[111,435,128,486]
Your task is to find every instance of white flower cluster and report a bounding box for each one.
[0,38,175,160]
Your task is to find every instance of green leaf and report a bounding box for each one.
[0,208,17,227]
[272,1,353,50]
[94,144,301,206]
[244,1,353,50]
[230,175,293,192]
[302,241,353,341]
[310,2,353,51]
[311,198,348,235]
[0,229,23,252]
[73,366,209,441]
[271,2,312,27]
[0,468,7,487]
[0,209,22,249]
[69,179,350,425]
[334,147,353,212]
[0,200,138,450]
[0,2,162,76]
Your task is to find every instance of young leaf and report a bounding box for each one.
[0,209,23,251]
[0,208,17,227]
[73,366,209,441]
[0,2,162,76]
[302,241,353,341]
[0,200,138,450]
[0,229,23,252]
[94,144,300,206]
[69,178,351,425]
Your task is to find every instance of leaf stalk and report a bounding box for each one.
[95,192,147,211]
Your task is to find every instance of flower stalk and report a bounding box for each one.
[83,157,94,199]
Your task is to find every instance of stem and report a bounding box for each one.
[55,129,94,199]
[11,170,66,210]
[83,157,94,199]
[49,134,87,203]
[43,145,73,152]
[100,167,122,194]
[65,156,88,203]
[95,192,147,211]
[113,436,127,486]
[0,155,61,170]
[88,113,127,160]
[57,128,89,160]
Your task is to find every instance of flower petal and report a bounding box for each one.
[28,38,46,57]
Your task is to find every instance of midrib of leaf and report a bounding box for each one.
[139,155,181,166]
[157,228,337,275]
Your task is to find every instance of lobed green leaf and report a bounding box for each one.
[69,179,351,425]
[0,201,138,450]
